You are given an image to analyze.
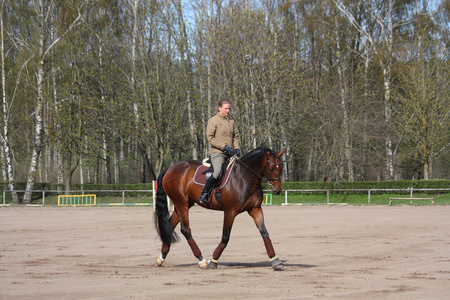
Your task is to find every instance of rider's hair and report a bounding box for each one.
[217,99,230,112]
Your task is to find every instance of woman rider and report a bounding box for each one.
[199,99,241,205]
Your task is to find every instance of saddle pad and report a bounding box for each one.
[193,160,236,189]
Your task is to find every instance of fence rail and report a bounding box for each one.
[1,189,156,206]
[1,187,449,206]
[279,188,450,205]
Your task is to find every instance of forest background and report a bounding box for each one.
[1,0,449,203]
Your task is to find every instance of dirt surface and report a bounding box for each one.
[1,205,449,299]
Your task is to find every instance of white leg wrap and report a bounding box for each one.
[198,259,207,269]
[156,255,165,267]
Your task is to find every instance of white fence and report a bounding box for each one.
[278,188,450,205]
[1,189,155,206]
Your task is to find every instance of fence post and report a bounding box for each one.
[327,190,329,204]
[42,191,45,206]
[284,190,288,205]
[122,191,125,205]
[410,187,413,198]
[3,191,5,205]
[153,181,156,211]
[368,189,371,204]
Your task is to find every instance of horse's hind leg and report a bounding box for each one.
[178,204,208,269]
[157,211,180,267]
[249,207,284,271]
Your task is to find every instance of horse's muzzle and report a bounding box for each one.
[271,186,282,195]
[269,181,282,195]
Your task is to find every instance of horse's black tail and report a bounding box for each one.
[154,168,179,246]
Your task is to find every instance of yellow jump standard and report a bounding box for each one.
[58,194,96,206]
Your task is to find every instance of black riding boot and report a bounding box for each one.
[199,176,217,206]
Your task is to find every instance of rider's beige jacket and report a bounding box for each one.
[206,112,240,154]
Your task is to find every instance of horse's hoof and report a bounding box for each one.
[273,263,285,271]
[207,258,218,269]
[198,259,208,269]
[156,255,165,267]
[270,256,284,271]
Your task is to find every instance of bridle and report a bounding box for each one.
[264,155,282,182]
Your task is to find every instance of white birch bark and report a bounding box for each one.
[250,68,257,149]
[114,138,119,184]
[0,146,5,181]
[361,46,370,180]
[97,29,110,184]
[0,0,19,203]
[384,0,394,180]
[50,11,63,187]
[102,133,109,183]
[23,2,45,203]
[334,15,354,181]
[131,0,139,125]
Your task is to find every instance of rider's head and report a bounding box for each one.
[217,99,231,117]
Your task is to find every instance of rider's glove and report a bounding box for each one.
[235,149,241,157]
[224,145,232,154]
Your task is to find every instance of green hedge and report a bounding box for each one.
[0,182,154,191]
[2,180,449,192]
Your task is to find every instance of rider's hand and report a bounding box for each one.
[224,145,232,154]
[235,149,241,157]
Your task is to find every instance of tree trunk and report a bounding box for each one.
[0,1,19,203]
[334,15,353,181]
[361,47,370,181]
[23,17,45,204]
[102,133,111,184]
[131,0,139,123]
[384,0,395,181]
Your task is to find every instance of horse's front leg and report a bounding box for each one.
[207,211,236,269]
[178,206,208,269]
[249,207,284,271]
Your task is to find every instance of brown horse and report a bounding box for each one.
[154,147,285,270]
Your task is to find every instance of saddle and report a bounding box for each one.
[193,157,236,189]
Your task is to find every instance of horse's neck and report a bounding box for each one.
[237,155,265,179]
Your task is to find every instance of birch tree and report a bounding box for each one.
[333,13,354,181]
[0,0,20,203]
[23,0,85,203]
[334,0,399,180]
[394,2,450,180]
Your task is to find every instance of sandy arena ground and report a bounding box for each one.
[1,205,449,299]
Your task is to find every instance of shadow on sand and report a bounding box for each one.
[173,260,317,269]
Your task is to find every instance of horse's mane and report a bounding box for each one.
[240,146,275,161]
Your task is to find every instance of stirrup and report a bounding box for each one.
[199,193,209,205]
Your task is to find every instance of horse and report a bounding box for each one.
[154,147,286,271]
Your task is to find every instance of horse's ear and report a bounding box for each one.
[277,149,286,157]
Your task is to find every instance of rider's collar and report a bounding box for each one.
[217,112,228,120]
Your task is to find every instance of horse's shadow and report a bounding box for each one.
[174,261,317,269]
